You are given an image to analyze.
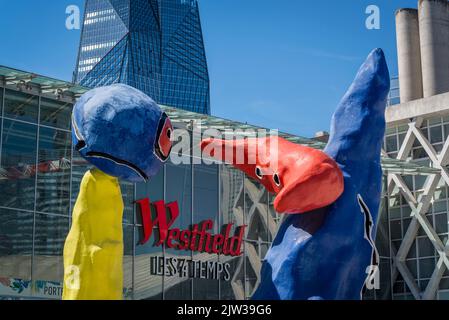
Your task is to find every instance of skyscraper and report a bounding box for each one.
[75,0,211,114]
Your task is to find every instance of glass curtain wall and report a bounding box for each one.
[0,85,279,300]
[0,84,403,301]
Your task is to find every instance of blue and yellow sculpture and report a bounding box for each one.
[202,48,390,300]
[64,48,389,300]
[63,84,172,300]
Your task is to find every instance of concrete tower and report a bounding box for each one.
[418,0,449,97]
[395,8,423,102]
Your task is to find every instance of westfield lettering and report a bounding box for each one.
[136,198,246,256]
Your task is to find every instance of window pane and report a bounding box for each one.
[192,164,219,300]
[393,281,405,294]
[420,279,429,291]
[434,143,443,153]
[377,258,392,299]
[435,214,448,234]
[220,165,244,300]
[33,213,68,299]
[429,117,442,126]
[418,237,435,257]
[0,120,37,210]
[419,258,435,279]
[414,175,427,190]
[135,166,164,225]
[123,225,133,300]
[164,162,192,300]
[385,135,398,153]
[390,220,402,240]
[40,98,72,130]
[402,218,411,237]
[70,153,92,214]
[433,200,447,214]
[3,89,38,123]
[402,206,412,219]
[386,127,396,135]
[0,208,33,298]
[134,226,163,300]
[390,207,401,219]
[36,128,71,215]
[133,164,164,300]
[402,176,413,190]
[429,126,443,143]
[376,208,390,258]
[120,181,135,225]
[406,240,417,259]
[444,124,449,140]
[439,278,449,290]
[406,260,417,279]
[412,147,427,159]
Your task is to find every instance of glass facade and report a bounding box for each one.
[75,0,211,115]
[0,84,279,300]
[1,69,437,300]
[388,76,400,106]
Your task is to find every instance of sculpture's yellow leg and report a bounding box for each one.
[62,169,124,300]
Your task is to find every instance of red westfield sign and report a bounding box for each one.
[136,198,246,257]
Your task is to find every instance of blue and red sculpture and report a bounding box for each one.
[201,48,390,300]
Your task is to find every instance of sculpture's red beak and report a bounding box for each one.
[201,136,344,214]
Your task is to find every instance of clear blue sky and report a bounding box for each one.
[0,0,417,137]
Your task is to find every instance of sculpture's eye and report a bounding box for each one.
[155,113,173,162]
[167,127,172,140]
[273,173,281,187]
[255,166,263,179]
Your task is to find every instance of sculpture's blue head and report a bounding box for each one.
[72,84,173,182]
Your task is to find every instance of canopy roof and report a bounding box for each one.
[0,65,438,176]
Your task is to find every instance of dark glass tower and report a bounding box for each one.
[75,0,210,114]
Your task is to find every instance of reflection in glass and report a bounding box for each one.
[121,181,135,225]
[418,237,435,257]
[165,162,192,300]
[435,213,448,234]
[134,167,165,300]
[419,258,435,279]
[0,209,33,285]
[70,151,92,212]
[36,128,71,215]
[33,214,68,291]
[135,167,164,225]
[123,225,133,300]
[40,98,72,130]
[134,225,163,300]
[193,164,219,300]
[3,89,38,123]
[220,165,244,300]
[430,126,443,144]
[0,120,37,210]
